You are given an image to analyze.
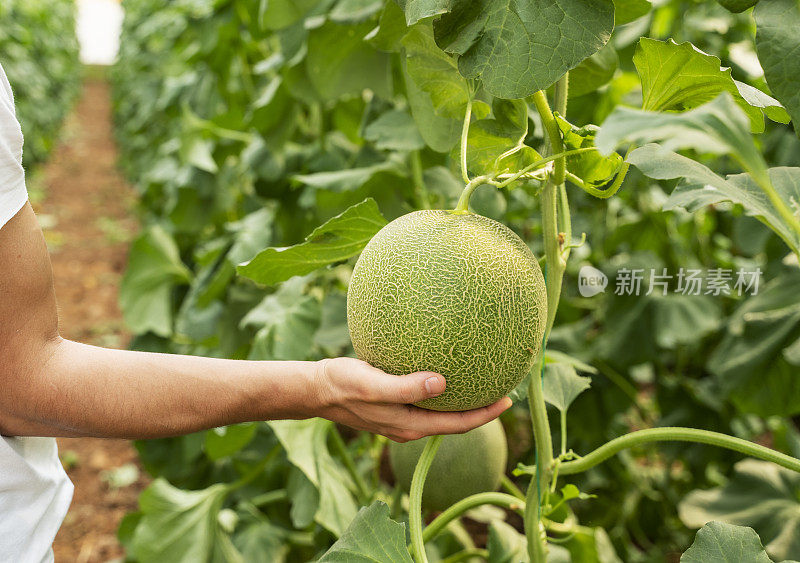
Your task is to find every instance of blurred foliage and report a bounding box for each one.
[0,0,80,170]
[109,0,800,561]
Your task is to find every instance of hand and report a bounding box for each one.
[311,357,512,442]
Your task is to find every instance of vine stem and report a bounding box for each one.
[329,426,371,504]
[497,147,597,188]
[440,548,490,563]
[410,150,431,209]
[409,436,442,563]
[558,427,800,475]
[460,97,473,184]
[453,175,496,213]
[421,492,526,543]
[526,77,570,563]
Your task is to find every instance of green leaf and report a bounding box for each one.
[258,0,318,30]
[403,57,461,152]
[402,23,479,120]
[181,137,218,173]
[329,0,384,23]
[717,0,759,13]
[319,501,413,562]
[487,520,528,563]
[433,0,614,98]
[205,423,258,461]
[755,0,800,136]
[396,0,453,25]
[707,272,800,417]
[294,161,403,192]
[682,522,772,563]
[366,0,408,52]
[634,38,788,132]
[237,198,387,285]
[630,144,800,253]
[364,109,425,151]
[544,350,598,375]
[597,94,768,183]
[458,98,541,177]
[269,419,359,536]
[679,459,800,561]
[569,42,619,98]
[233,522,290,563]
[543,363,592,412]
[306,21,392,100]
[133,479,240,563]
[613,0,651,24]
[242,277,322,360]
[556,116,622,185]
[225,206,275,266]
[119,226,191,337]
[653,294,722,349]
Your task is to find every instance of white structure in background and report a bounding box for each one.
[76,0,123,65]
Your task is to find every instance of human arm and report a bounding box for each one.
[0,203,510,441]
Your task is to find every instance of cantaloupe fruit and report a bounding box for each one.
[389,418,508,512]
[347,210,546,411]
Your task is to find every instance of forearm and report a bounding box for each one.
[1,337,320,439]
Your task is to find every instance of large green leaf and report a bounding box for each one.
[597,93,768,182]
[119,226,192,337]
[396,0,453,25]
[306,21,392,100]
[487,520,529,562]
[269,419,359,536]
[679,459,800,561]
[319,501,413,562]
[634,38,788,132]
[681,522,772,563]
[557,117,622,185]
[432,0,614,98]
[708,272,800,417]
[363,109,426,151]
[403,56,462,152]
[402,23,474,120]
[237,198,387,285]
[628,144,800,254]
[568,42,619,98]
[233,521,290,563]
[755,0,800,136]
[543,363,592,412]
[133,479,241,563]
[241,277,322,360]
[613,0,651,24]
[258,0,318,30]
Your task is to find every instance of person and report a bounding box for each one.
[0,62,512,563]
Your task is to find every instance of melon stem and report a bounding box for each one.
[452,176,492,213]
[409,435,442,563]
[526,78,570,563]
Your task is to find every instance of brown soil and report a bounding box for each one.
[35,76,150,563]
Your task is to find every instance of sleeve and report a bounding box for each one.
[0,64,28,231]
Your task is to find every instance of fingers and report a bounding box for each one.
[356,365,447,405]
[406,397,513,437]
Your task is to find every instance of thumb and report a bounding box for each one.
[378,371,446,404]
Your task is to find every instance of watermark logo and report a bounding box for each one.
[577,265,762,297]
[578,265,608,297]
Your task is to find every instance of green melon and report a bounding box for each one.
[347,210,546,411]
[389,418,508,512]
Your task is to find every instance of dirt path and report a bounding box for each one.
[34,76,149,563]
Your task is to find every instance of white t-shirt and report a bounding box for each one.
[0,63,74,563]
